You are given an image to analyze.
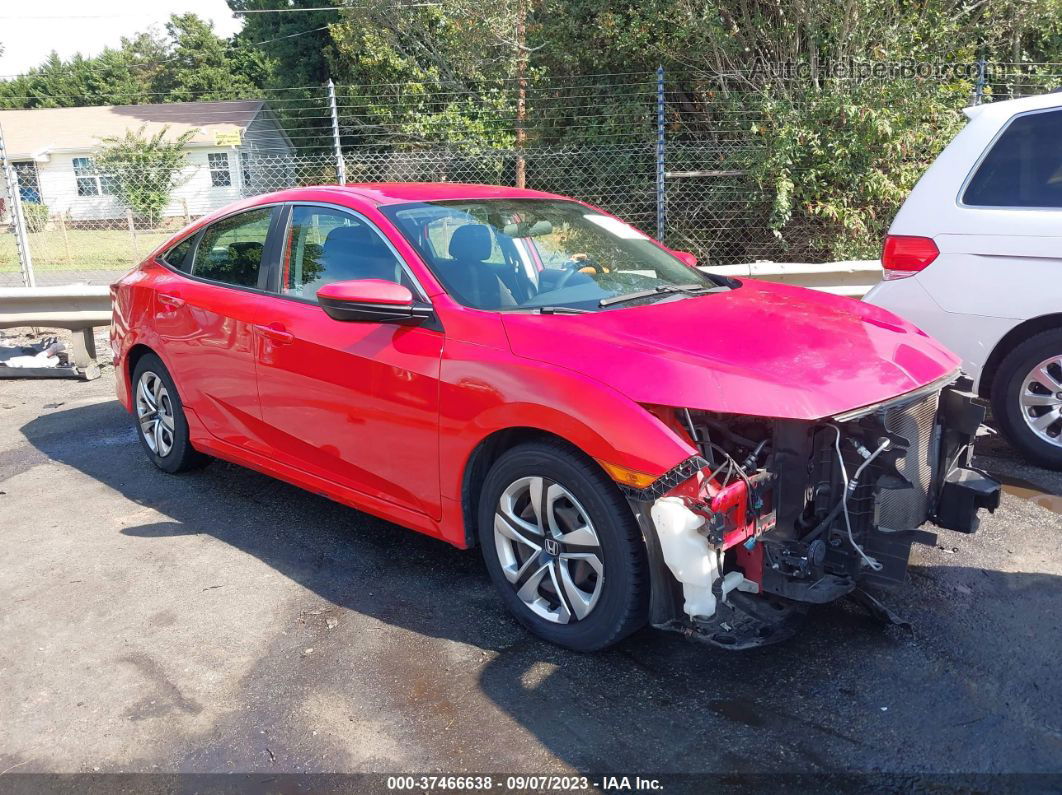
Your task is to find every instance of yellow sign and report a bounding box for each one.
[214,131,242,147]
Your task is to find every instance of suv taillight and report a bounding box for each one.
[881,235,938,280]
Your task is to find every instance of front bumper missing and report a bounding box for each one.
[625,378,1001,649]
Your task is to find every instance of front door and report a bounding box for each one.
[253,204,444,518]
[153,205,279,452]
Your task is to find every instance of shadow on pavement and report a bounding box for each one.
[18,399,1062,774]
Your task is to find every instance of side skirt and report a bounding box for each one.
[191,433,448,543]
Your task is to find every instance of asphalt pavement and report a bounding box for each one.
[0,349,1059,780]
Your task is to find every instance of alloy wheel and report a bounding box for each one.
[493,476,604,624]
[136,370,176,458]
[1018,355,1062,448]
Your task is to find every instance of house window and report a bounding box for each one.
[12,162,41,204]
[73,157,109,197]
[208,153,232,187]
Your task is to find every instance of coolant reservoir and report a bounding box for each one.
[650,497,720,619]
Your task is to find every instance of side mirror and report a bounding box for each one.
[316,279,433,324]
[671,249,699,268]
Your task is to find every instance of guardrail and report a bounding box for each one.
[702,260,883,298]
[0,285,111,380]
[0,262,883,380]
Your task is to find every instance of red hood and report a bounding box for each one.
[501,280,960,420]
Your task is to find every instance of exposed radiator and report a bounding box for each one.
[875,391,941,532]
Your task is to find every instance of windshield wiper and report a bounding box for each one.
[599,283,722,308]
[535,305,591,314]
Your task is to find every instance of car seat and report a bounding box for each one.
[445,224,517,309]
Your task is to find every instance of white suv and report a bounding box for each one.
[865,90,1062,469]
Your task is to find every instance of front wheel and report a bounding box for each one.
[477,441,649,651]
[991,328,1062,470]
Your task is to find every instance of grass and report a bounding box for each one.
[0,228,172,273]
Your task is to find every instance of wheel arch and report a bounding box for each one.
[979,313,1062,398]
[126,343,157,380]
[460,427,605,548]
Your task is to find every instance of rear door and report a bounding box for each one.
[252,203,444,518]
[153,205,282,452]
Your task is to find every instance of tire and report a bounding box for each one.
[130,353,209,474]
[990,328,1062,470]
[477,440,649,651]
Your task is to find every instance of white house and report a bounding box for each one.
[0,100,293,224]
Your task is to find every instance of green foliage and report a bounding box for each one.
[745,79,969,260]
[157,14,259,102]
[325,1,522,150]
[21,202,50,233]
[4,0,1062,262]
[95,126,196,225]
[0,15,256,109]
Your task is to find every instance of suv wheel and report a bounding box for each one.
[131,353,209,474]
[477,441,649,651]
[991,329,1062,470]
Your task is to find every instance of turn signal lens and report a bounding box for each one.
[881,235,939,280]
[596,460,658,489]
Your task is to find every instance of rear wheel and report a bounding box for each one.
[131,353,208,474]
[991,329,1062,470]
[477,441,649,651]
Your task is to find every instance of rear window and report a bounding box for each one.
[963,108,1062,208]
[162,237,194,271]
[191,207,273,288]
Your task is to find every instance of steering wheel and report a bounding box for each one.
[554,257,604,290]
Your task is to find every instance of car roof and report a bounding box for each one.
[963,89,1062,122]
[291,182,569,206]
[178,183,575,241]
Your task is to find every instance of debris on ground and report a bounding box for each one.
[0,336,68,369]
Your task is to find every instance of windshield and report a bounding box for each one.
[381,199,728,312]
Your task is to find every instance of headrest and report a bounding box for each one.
[448,224,492,262]
[323,224,380,255]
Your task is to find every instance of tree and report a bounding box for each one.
[95,126,196,225]
[157,14,259,101]
[0,14,259,109]
[326,0,524,149]
[228,0,338,89]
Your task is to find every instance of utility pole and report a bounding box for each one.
[514,0,527,189]
[0,119,35,287]
[327,79,347,186]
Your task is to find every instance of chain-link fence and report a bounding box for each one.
[2,62,1060,287]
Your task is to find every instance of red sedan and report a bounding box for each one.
[110,184,999,650]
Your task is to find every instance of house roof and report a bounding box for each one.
[0,100,267,159]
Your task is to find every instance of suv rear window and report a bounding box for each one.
[963,108,1062,208]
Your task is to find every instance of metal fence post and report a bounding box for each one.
[0,119,36,287]
[974,57,987,105]
[655,65,666,242]
[327,79,347,185]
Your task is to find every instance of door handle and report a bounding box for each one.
[158,292,184,308]
[255,323,294,345]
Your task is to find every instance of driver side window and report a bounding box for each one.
[280,206,411,302]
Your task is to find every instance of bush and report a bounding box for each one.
[21,201,50,233]
[745,79,970,262]
[96,125,195,226]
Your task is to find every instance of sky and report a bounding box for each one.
[0,0,244,77]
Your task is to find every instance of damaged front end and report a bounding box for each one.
[626,376,1001,649]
